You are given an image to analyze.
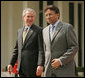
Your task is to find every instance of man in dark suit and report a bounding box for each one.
[7,8,45,77]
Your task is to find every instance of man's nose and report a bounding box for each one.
[28,17,33,21]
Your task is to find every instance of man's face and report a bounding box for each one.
[23,11,35,26]
[45,9,60,24]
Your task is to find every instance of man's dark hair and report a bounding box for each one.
[44,5,60,14]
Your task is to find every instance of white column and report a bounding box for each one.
[74,2,78,67]
[1,1,14,69]
[1,1,8,70]
[23,1,28,9]
[43,1,47,28]
[55,1,69,23]
[55,1,63,21]
[7,2,13,65]
[22,1,28,26]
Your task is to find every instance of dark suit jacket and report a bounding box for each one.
[10,24,45,76]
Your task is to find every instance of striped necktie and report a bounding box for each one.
[51,26,55,40]
[23,28,28,43]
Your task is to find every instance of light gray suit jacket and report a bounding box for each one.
[43,21,79,77]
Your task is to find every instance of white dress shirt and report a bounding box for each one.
[50,20,60,40]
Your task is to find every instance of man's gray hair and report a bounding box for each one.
[22,8,36,16]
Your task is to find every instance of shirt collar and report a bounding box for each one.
[50,20,60,28]
[53,20,60,27]
[24,25,31,31]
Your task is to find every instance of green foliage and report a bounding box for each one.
[76,66,84,72]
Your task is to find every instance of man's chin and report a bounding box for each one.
[26,23,32,26]
[47,21,52,24]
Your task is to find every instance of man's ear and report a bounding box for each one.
[57,13,60,19]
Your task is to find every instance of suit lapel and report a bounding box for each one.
[23,25,34,47]
[47,26,51,46]
[18,27,24,49]
[51,21,63,42]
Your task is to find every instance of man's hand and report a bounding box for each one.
[7,65,13,74]
[51,59,61,69]
[36,66,44,76]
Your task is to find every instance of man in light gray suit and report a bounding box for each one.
[7,8,45,77]
[43,5,79,77]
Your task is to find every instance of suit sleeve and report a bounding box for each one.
[10,33,18,67]
[59,24,79,65]
[37,28,45,66]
